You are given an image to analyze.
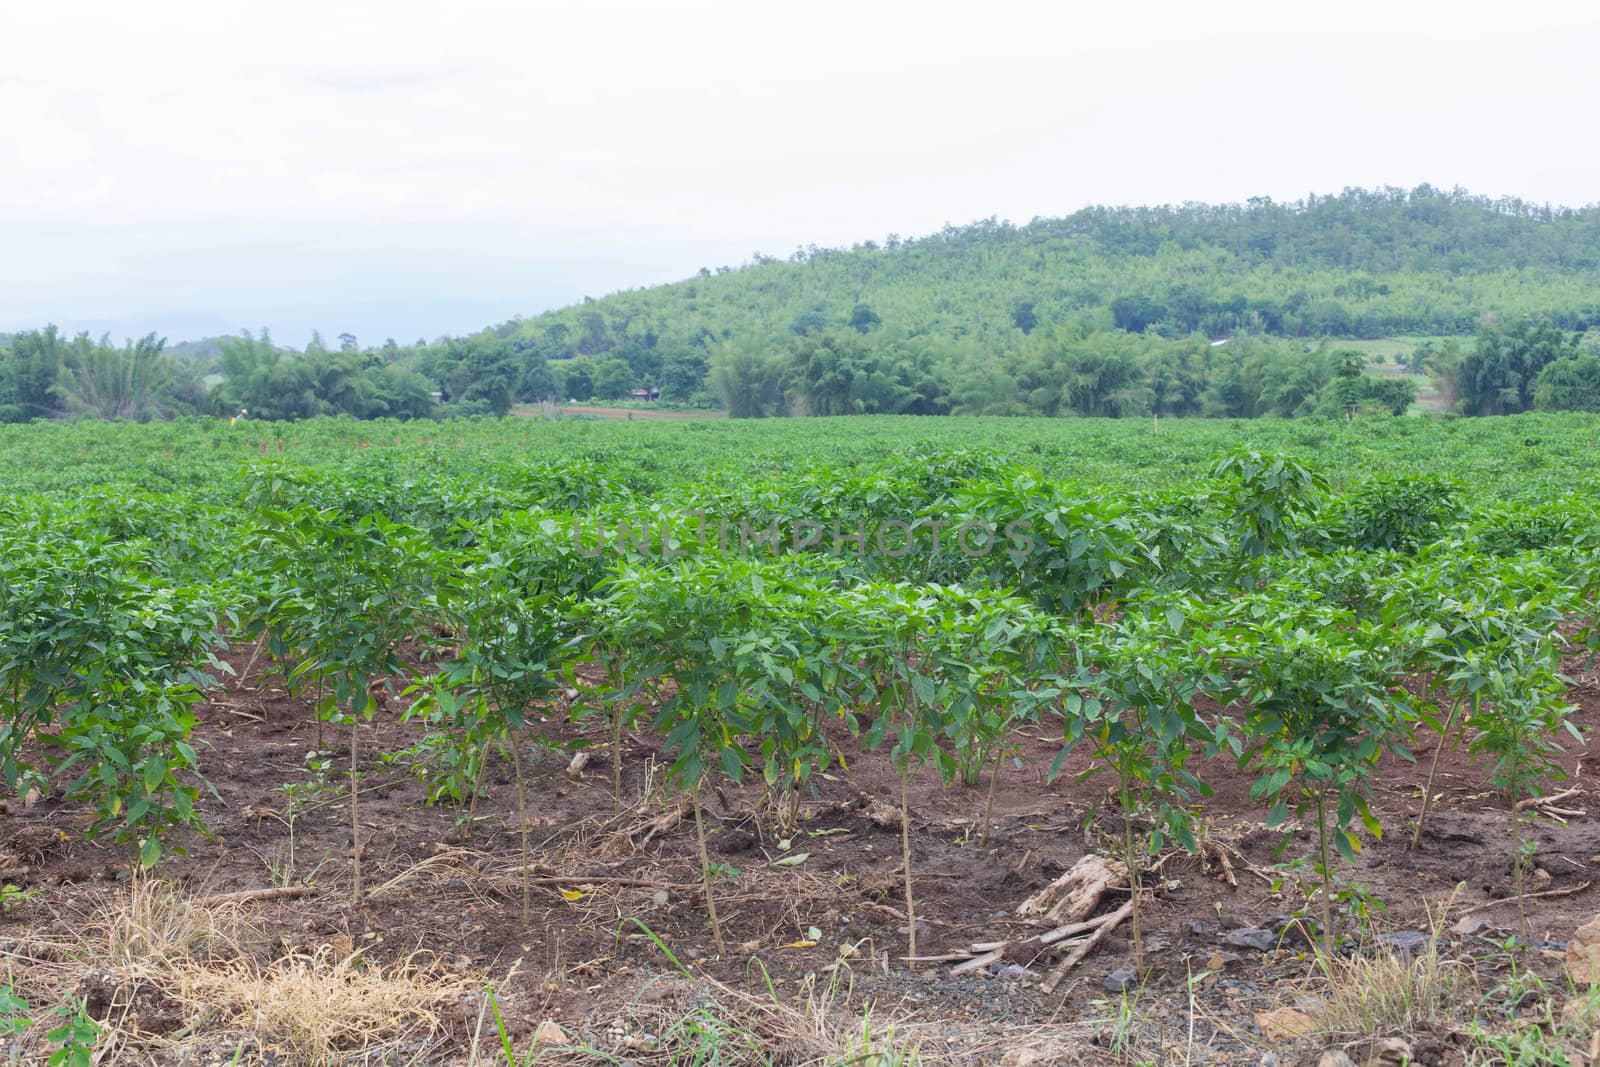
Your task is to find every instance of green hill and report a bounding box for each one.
[420,184,1598,418]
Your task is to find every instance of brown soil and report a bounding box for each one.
[5,649,1600,1065]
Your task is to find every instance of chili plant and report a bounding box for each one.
[246,504,434,901]
[599,557,816,953]
[1,529,226,866]
[1218,602,1411,956]
[1382,551,1569,848]
[1467,634,1580,940]
[404,541,574,918]
[946,469,1151,620]
[837,581,1003,962]
[1065,603,1229,974]
[1210,450,1326,565]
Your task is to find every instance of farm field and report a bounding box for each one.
[2,412,1600,1066]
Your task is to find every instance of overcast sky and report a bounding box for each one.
[3,0,1597,347]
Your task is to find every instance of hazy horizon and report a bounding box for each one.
[6,0,1598,348]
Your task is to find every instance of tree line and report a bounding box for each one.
[5,315,1596,424]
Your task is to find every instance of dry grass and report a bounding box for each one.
[180,943,475,1065]
[1313,938,1477,1040]
[90,872,259,970]
[49,878,478,1066]
[366,847,486,900]
[1310,896,1476,1043]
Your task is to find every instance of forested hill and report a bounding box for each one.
[516,185,1600,354]
[421,185,1597,417]
[6,186,1600,422]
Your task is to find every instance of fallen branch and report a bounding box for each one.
[949,950,1004,976]
[195,884,317,907]
[1038,913,1118,946]
[919,860,1147,976]
[1205,841,1239,889]
[1041,899,1134,994]
[1454,880,1593,917]
[1516,787,1583,812]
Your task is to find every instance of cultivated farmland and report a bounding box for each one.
[2,413,1599,1065]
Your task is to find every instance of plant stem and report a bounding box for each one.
[466,734,489,831]
[513,735,531,924]
[901,764,917,967]
[1411,696,1462,850]
[978,745,1003,848]
[692,784,726,955]
[349,714,362,903]
[1512,756,1528,945]
[1314,788,1334,960]
[782,783,800,837]
[612,697,625,814]
[1122,779,1144,976]
[239,631,266,692]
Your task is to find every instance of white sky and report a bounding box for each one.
[3,0,1598,346]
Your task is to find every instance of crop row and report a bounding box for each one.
[4,439,1598,960]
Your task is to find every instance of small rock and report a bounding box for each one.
[1103,968,1138,993]
[1376,931,1431,956]
[1257,1054,1277,1067]
[1190,920,1214,936]
[1253,1006,1316,1042]
[1567,913,1600,982]
[1452,916,1495,936]
[650,889,670,908]
[1369,1037,1412,1066]
[1144,935,1170,953]
[997,963,1030,982]
[1268,915,1318,946]
[1316,1052,1356,1067]
[533,1020,568,1048]
[1224,927,1278,952]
